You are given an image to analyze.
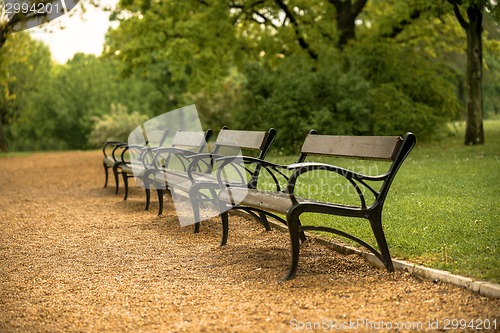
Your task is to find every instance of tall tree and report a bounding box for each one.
[447,0,492,145]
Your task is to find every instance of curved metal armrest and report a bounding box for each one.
[287,162,373,180]
[185,153,225,182]
[187,152,224,161]
[103,140,125,150]
[151,147,198,172]
[102,141,126,160]
[216,156,287,169]
[118,144,147,164]
[285,162,388,207]
[215,156,291,191]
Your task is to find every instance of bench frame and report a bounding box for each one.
[102,141,128,193]
[127,129,213,208]
[216,131,416,280]
[185,127,277,233]
[148,128,276,233]
[102,128,170,195]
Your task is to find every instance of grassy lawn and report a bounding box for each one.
[383,119,500,282]
[263,119,500,283]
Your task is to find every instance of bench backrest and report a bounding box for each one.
[297,130,416,202]
[208,127,277,188]
[298,131,405,162]
[143,128,170,147]
[149,130,212,170]
[171,130,213,151]
[212,127,277,159]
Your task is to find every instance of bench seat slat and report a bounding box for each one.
[220,188,291,215]
[154,170,218,192]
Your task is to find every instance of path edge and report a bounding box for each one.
[258,216,500,299]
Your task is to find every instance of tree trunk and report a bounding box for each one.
[0,122,8,152]
[464,5,484,145]
[329,0,368,49]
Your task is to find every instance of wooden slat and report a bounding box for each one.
[219,188,293,214]
[146,129,169,146]
[171,131,208,148]
[301,134,402,161]
[216,130,267,150]
[103,157,115,167]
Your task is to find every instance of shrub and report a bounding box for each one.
[88,104,148,147]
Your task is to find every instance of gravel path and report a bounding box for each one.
[0,151,498,332]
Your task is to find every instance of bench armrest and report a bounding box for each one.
[285,162,389,208]
[215,156,291,191]
[102,141,127,161]
[184,153,227,183]
[117,144,148,165]
[151,147,199,172]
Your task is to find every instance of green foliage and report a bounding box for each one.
[236,40,461,153]
[6,53,165,151]
[108,0,239,93]
[484,47,500,118]
[1,0,498,152]
[88,103,148,146]
[235,54,373,154]
[0,32,52,151]
[184,73,243,132]
[346,40,461,139]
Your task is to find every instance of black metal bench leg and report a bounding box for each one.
[157,189,164,216]
[369,214,394,272]
[258,212,272,231]
[103,163,109,188]
[283,212,301,281]
[192,198,201,234]
[187,186,202,233]
[298,224,307,243]
[112,164,120,194]
[122,173,129,200]
[220,209,229,246]
[145,188,150,211]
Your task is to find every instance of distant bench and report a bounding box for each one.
[102,128,170,195]
[216,131,416,280]
[145,127,277,232]
[121,129,212,203]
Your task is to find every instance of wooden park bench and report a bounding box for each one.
[216,131,416,280]
[102,140,127,193]
[102,128,170,195]
[149,127,277,233]
[121,129,213,204]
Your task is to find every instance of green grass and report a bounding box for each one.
[385,120,500,282]
[263,119,500,283]
[0,151,34,158]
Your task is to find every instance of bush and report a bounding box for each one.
[235,41,460,153]
[88,104,148,147]
[236,55,372,154]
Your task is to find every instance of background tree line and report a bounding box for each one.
[1,0,499,153]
